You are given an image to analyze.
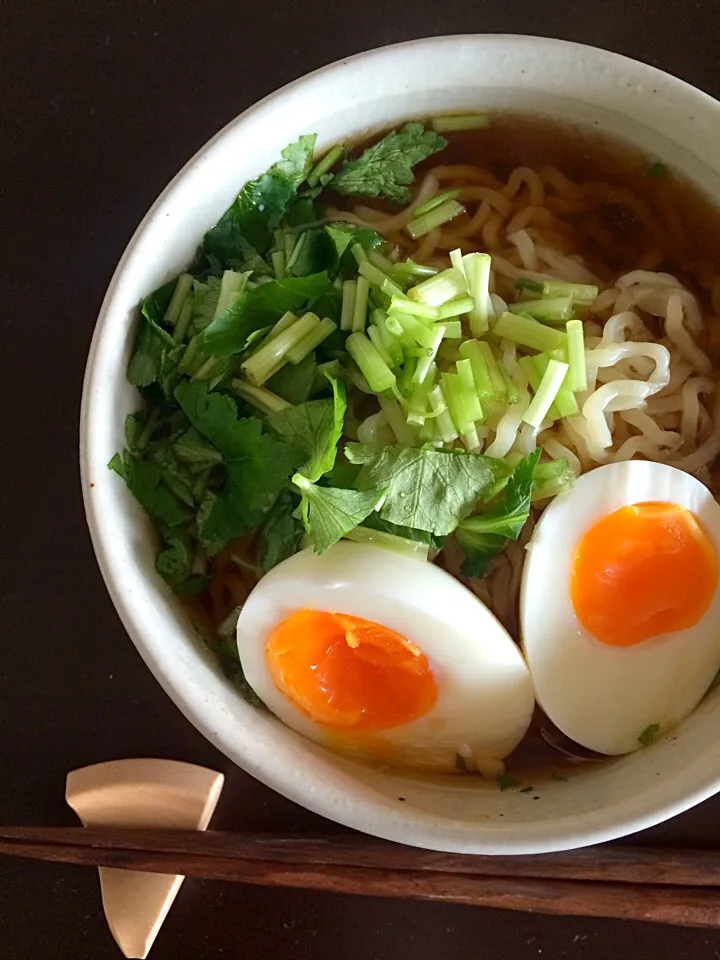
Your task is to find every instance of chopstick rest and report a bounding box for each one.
[66,759,224,959]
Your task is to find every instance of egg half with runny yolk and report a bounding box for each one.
[521,460,720,756]
[237,541,535,772]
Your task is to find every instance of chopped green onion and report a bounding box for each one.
[493,312,567,353]
[392,259,438,278]
[271,250,286,279]
[463,252,492,335]
[458,340,495,404]
[449,247,467,279]
[455,359,484,422]
[231,379,290,414]
[565,319,587,392]
[438,320,462,339]
[413,189,461,218]
[398,356,418,396]
[341,280,357,331]
[408,267,468,307]
[192,357,224,382]
[390,296,439,320]
[532,458,575,500]
[351,242,368,266]
[164,273,193,326]
[406,199,465,239]
[343,524,429,561]
[436,296,474,320]
[367,325,395,368]
[442,373,481,447]
[306,143,344,186]
[380,276,407,299]
[533,353,578,417]
[213,270,248,320]
[392,312,436,349]
[413,327,444,385]
[265,310,298,343]
[284,231,294,259]
[498,365,522,404]
[429,386,459,443]
[352,276,370,332]
[516,279,599,303]
[372,309,404,366]
[378,395,416,446]
[523,359,569,428]
[367,248,395,274]
[241,312,319,385]
[286,233,307,274]
[431,113,491,133]
[286,317,336,364]
[178,333,203,374]
[357,259,392,292]
[346,332,397,393]
[647,162,665,179]
[508,297,573,324]
[476,341,507,398]
[173,295,194,343]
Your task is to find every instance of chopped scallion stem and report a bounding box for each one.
[390,296,439,320]
[351,242,368,266]
[431,113,491,133]
[286,233,307,273]
[179,334,203,375]
[413,327,444,385]
[343,524,429,561]
[367,248,396,274]
[408,267,468,307]
[566,319,587,392]
[231,379,290,414]
[391,259,438,278]
[532,353,578,418]
[372,309,404,366]
[463,252,492,335]
[241,312,319,385]
[498,365,522,404]
[508,297,573,324]
[439,320,462,339]
[493,312,567,353]
[367,325,395,368]
[458,340,495,404]
[516,278,599,303]
[523,359,569,428]
[393,311,436,348]
[436,296,474,319]
[449,247,467,279]
[413,189,462,218]
[173,295,194,343]
[213,270,248,320]
[352,276,370,332]
[286,317,336,364]
[265,310,298,343]
[380,276,407,300]
[164,273,193,326]
[358,259,392,290]
[341,280,357,331]
[271,250,286,279]
[476,340,507,398]
[306,143,344,186]
[405,199,465,239]
[429,386,458,442]
[442,373,481,436]
[346,332,397,393]
[455,359,484,422]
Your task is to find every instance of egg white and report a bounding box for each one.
[237,541,534,772]
[521,460,720,755]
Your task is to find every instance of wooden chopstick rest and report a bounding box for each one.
[66,759,224,959]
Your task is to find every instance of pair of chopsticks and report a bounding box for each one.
[2,825,720,928]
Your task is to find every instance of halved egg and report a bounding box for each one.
[521,461,720,755]
[237,541,534,771]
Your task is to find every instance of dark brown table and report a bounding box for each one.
[4,1,720,956]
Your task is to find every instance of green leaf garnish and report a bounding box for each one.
[457,450,541,577]
[259,490,303,572]
[497,775,519,792]
[638,723,661,746]
[267,376,346,482]
[293,473,385,554]
[332,123,447,204]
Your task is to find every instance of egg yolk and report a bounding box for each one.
[571,501,718,646]
[265,609,438,731]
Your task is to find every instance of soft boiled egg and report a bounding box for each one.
[237,541,535,772]
[521,460,720,756]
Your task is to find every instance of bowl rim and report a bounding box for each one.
[80,33,720,854]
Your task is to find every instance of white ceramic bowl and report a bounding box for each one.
[81,35,720,854]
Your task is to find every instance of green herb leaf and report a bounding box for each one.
[497,775,519,792]
[267,376,346,482]
[173,427,224,472]
[324,222,383,273]
[293,473,385,554]
[175,381,301,548]
[199,272,334,358]
[345,443,502,536]
[287,228,335,277]
[332,123,447,204]
[266,352,318,404]
[259,490,303,571]
[127,318,167,387]
[638,723,661,746]
[146,439,197,507]
[201,134,317,261]
[457,450,541,577]
[155,536,194,587]
[647,161,666,179]
[109,452,192,528]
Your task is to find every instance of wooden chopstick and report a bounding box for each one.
[3,826,720,928]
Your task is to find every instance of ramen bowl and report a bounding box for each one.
[80,35,720,854]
